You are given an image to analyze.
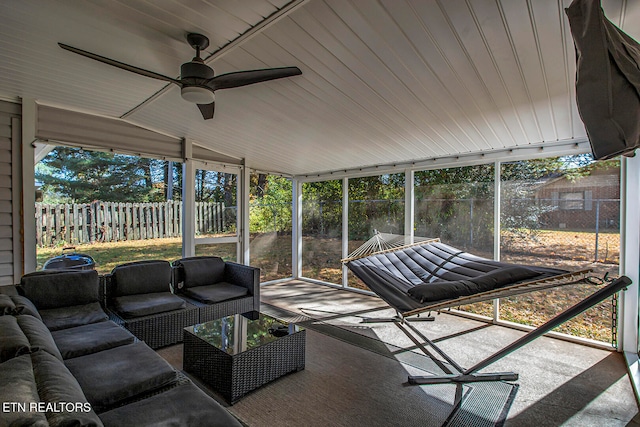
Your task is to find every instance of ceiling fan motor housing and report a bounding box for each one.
[181,60,214,80]
[180,60,216,104]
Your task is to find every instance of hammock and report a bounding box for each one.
[342,234,631,384]
[345,236,594,317]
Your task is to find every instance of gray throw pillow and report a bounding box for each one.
[408,266,541,304]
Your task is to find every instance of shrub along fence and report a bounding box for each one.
[35,201,226,247]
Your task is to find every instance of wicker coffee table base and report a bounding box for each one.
[184,327,306,404]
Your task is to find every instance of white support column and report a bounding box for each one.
[292,178,302,279]
[21,99,37,273]
[182,139,195,258]
[405,169,414,243]
[493,160,502,321]
[342,177,349,288]
[240,165,250,265]
[494,160,501,261]
[620,154,640,404]
[621,154,640,354]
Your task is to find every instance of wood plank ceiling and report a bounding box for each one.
[0,0,638,177]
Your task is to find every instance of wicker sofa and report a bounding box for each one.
[103,257,260,348]
[0,269,242,427]
[172,256,260,323]
[104,260,199,349]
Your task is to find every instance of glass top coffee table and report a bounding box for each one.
[183,312,305,404]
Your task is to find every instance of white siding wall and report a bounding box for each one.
[0,100,21,286]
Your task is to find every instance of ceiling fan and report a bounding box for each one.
[59,33,302,120]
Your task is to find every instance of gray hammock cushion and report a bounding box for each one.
[346,242,567,313]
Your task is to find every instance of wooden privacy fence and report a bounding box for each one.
[36,201,226,247]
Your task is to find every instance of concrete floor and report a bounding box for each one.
[259,280,640,427]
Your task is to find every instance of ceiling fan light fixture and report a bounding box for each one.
[181,86,214,104]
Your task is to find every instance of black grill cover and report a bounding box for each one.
[43,253,95,270]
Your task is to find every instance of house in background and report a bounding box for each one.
[536,165,621,231]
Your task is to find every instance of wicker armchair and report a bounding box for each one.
[171,256,260,322]
[104,260,199,349]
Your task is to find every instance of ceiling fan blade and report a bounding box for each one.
[58,43,180,85]
[209,67,302,91]
[197,102,215,120]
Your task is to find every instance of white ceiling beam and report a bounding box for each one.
[295,138,592,182]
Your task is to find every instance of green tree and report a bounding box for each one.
[195,170,237,205]
[250,173,269,199]
[250,175,292,233]
[36,147,170,203]
[415,164,494,249]
[301,180,343,237]
[347,174,405,240]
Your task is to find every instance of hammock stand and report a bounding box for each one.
[343,233,631,385]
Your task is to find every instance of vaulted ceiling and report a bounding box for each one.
[1,0,639,176]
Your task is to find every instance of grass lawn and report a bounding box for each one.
[37,233,293,282]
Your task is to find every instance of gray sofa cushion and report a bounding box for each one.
[31,349,103,427]
[0,294,16,314]
[52,321,135,359]
[112,293,186,318]
[20,269,100,310]
[177,257,225,288]
[39,302,108,331]
[0,354,49,426]
[98,382,243,427]
[12,295,43,321]
[183,282,249,304]
[112,260,172,296]
[17,314,64,362]
[0,315,30,362]
[65,342,177,412]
